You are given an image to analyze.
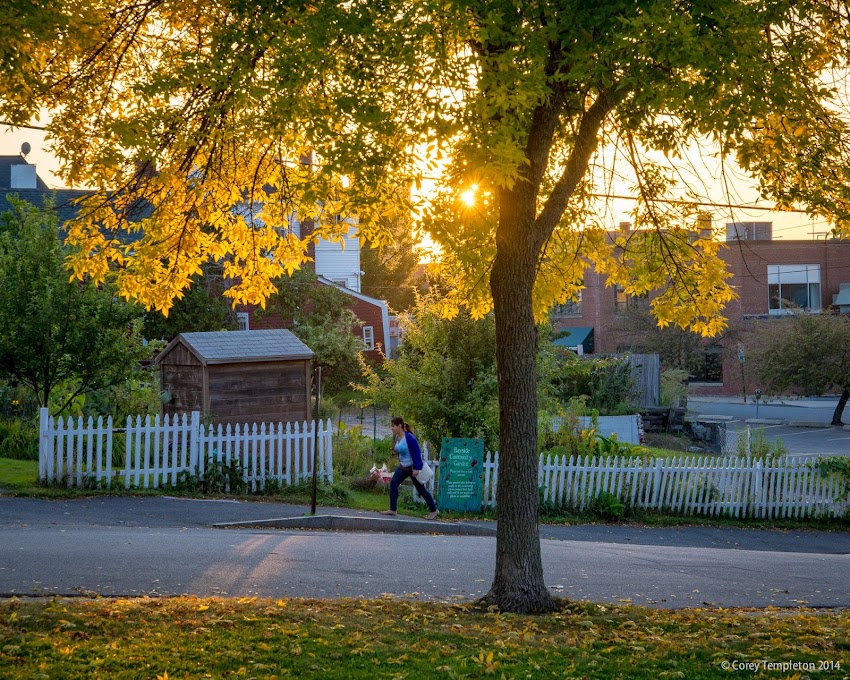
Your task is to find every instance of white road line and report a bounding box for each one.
[776,428,834,437]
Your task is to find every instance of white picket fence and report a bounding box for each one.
[38,408,333,491]
[450,451,846,518]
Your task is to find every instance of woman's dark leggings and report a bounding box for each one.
[389,464,437,511]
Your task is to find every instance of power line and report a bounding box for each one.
[588,193,811,214]
[417,176,814,214]
[0,121,47,131]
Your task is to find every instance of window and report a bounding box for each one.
[362,326,375,351]
[615,285,648,315]
[553,292,582,316]
[615,285,627,315]
[768,264,821,313]
[236,312,250,331]
[689,346,723,383]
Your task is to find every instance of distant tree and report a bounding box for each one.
[0,197,150,414]
[611,303,737,374]
[752,312,850,425]
[360,214,422,313]
[142,265,237,341]
[612,305,706,370]
[542,352,637,415]
[261,269,366,395]
[362,292,499,451]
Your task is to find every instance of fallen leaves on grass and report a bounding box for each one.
[0,596,847,679]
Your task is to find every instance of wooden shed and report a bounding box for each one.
[155,329,314,427]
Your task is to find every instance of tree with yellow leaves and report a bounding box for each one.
[3,0,850,612]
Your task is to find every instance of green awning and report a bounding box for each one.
[552,327,594,354]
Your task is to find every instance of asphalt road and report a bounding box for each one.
[688,397,843,425]
[1,496,848,609]
[734,423,850,458]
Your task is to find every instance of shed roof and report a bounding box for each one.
[156,329,314,365]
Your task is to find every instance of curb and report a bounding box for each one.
[786,421,835,428]
[744,418,784,425]
[212,514,498,537]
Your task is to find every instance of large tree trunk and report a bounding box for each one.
[483,200,555,614]
[832,388,849,426]
[478,81,617,613]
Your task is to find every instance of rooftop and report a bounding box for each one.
[157,329,315,365]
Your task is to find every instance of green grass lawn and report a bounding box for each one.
[0,596,847,679]
[0,457,37,488]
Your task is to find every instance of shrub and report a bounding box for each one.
[736,427,788,460]
[372,437,394,462]
[538,405,585,456]
[539,405,649,460]
[0,417,38,460]
[172,452,247,494]
[84,372,161,422]
[332,424,376,479]
[0,382,38,419]
[542,351,638,415]
[592,491,626,521]
[660,368,690,407]
[815,457,850,507]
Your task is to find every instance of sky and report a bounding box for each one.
[1,123,834,243]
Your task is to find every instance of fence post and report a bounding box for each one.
[324,418,333,484]
[651,458,663,509]
[38,407,50,482]
[190,411,202,475]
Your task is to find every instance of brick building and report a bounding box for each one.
[552,222,850,397]
[239,276,391,363]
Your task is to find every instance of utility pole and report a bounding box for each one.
[737,343,747,403]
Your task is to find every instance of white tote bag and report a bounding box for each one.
[417,459,434,484]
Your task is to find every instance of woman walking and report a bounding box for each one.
[381,417,439,520]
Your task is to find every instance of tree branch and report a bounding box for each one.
[535,86,623,237]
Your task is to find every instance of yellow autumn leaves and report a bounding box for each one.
[63,151,374,315]
[2,595,848,678]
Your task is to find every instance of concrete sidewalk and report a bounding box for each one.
[214,512,497,536]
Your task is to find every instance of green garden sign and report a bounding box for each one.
[437,438,484,512]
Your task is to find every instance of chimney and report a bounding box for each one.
[726,221,773,241]
[299,216,316,266]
